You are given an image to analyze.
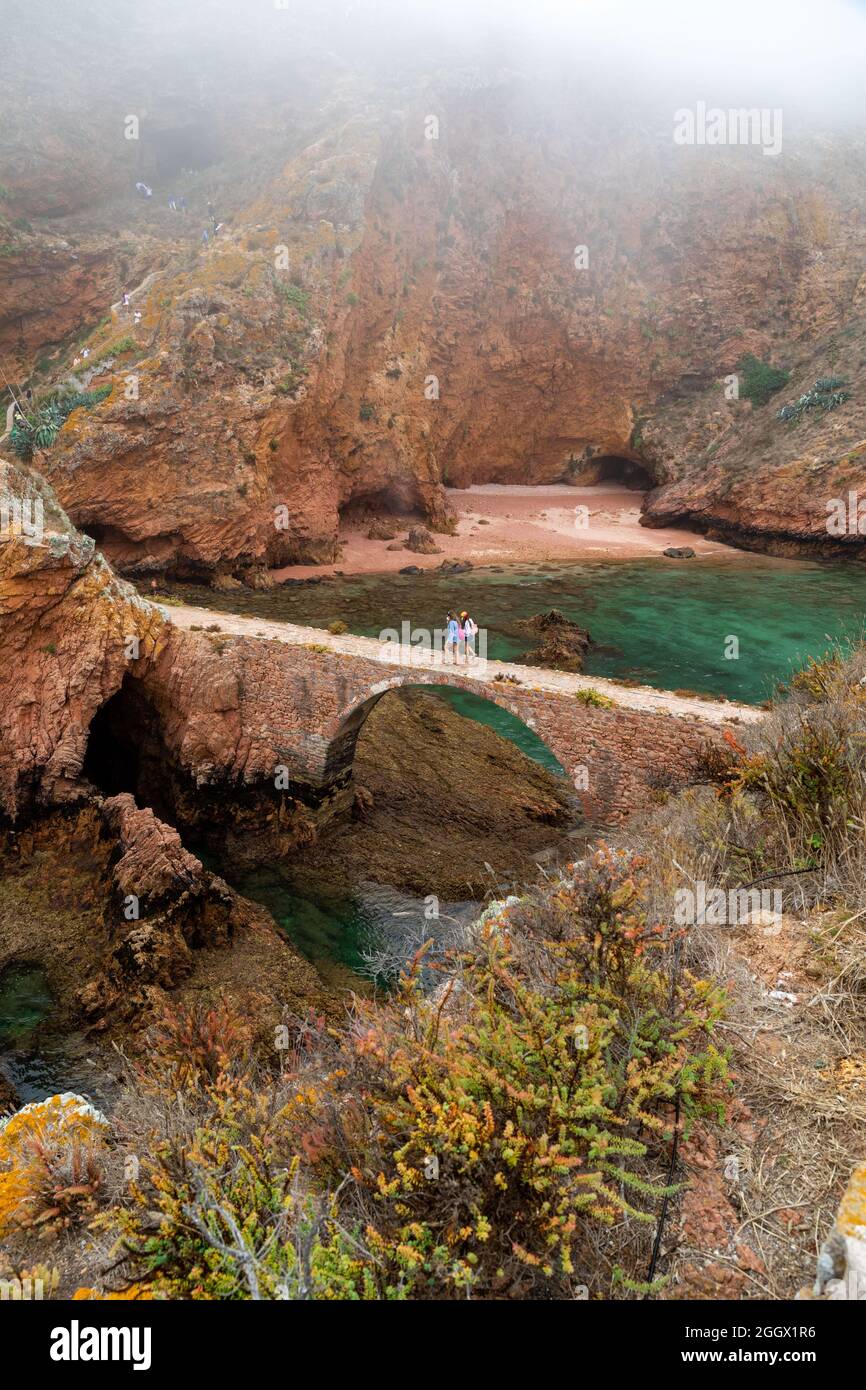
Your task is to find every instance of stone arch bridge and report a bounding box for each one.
[157,605,763,826]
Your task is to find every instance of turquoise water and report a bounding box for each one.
[0,965,53,1048]
[429,687,565,771]
[227,867,477,986]
[165,555,866,705]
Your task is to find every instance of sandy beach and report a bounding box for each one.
[272,483,740,581]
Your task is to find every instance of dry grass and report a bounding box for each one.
[621,642,866,1296]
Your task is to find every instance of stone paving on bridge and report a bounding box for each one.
[167,604,763,727]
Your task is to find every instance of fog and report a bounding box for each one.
[7,0,866,129]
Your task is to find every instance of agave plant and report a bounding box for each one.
[6,386,112,460]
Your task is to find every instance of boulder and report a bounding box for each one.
[438,559,473,574]
[245,568,277,590]
[663,546,696,559]
[405,525,442,555]
[514,609,592,673]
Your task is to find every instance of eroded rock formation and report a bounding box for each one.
[0,463,332,1037]
[4,9,866,573]
[0,460,164,819]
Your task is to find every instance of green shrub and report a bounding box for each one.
[574,687,616,709]
[738,354,789,407]
[277,283,310,318]
[295,847,729,1299]
[9,386,112,460]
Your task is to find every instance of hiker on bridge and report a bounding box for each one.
[445,612,460,664]
[461,610,478,661]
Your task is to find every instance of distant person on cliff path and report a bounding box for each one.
[445,611,460,664]
[461,610,478,660]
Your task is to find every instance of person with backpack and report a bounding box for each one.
[461,610,479,661]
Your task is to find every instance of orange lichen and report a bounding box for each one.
[0,1094,110,1236]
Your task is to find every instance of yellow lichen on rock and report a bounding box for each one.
[0,1093,110,1236]
[837,1161,866,1240]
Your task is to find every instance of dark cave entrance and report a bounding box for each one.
[339,485,422,528]
[143,121,224,181]
[78,523,109,546]
[82,676,177,825]
[568,455,653,489]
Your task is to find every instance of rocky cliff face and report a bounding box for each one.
[0,463,333,1039]
[0,460,164,819]
[4,6,866,571]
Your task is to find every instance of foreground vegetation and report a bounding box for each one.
[3,644,866,1298]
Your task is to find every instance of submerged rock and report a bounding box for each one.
[514,609,592,672]
[438,559,473,574]
[399,564,423,574]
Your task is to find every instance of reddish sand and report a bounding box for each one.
[271,483,740,581]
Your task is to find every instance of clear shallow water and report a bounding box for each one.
[0,965,53,1048]
[0,965,113,1107]
[227,869,478,987]
[166,555,866,705]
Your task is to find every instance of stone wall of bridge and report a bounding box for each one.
[137,628,736,825]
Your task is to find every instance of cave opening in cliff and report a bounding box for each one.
[339,486,422,526]
[578,456,653,490]
[143,120,224,181]
[83,675,177,824]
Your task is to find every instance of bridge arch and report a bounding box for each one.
[320,671,571,788]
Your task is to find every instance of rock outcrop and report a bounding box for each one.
[0,460,164,819]
[514,609,593,673]
[0,464,333,1039]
